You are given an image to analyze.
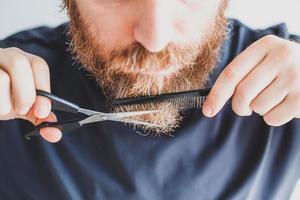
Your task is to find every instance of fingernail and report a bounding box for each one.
[40,128,62,143]
[203,104,213,117]
[36,104,50,118]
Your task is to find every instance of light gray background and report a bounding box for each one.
[0,0,300,39]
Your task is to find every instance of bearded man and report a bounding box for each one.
[1,0,300,199]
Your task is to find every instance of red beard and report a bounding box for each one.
[63,0,229,135]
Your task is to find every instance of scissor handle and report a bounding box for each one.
[24,120,82,140]
[36,90,80,113]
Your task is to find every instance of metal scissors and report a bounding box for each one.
[25,90,162,140]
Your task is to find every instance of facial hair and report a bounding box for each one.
[63,0,229,135]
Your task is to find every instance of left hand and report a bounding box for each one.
[202,35,300,126]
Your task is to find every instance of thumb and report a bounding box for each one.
[20,109,62,143]
[17,96,51,125]
[32,96,52,119]
[37,112,62,143]
[19,97,62,143]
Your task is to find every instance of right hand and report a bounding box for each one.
[0,47,62,143]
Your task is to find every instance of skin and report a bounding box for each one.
[76,0,221,57]
[0,0,299,143]
[0,48,62,142]
[202,35,300,126]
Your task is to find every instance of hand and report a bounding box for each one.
[0,47,62,142]
[202,35,300,126]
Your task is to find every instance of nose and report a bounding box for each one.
[134,1,175,53]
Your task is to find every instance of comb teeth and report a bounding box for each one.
[151,96,207,109]
[111,88,210,109]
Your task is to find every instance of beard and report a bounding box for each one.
[63,0,229,135]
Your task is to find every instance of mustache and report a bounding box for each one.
[107,42,199,75]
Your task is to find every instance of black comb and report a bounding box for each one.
[111,88,211,109]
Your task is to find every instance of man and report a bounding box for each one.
[0,0,300,199]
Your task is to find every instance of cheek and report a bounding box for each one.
[175,0,221,44]
[93,18,134,53]
[77,2,135,55]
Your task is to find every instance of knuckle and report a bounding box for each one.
[0,71,10,85]
[31,57,47,67]
[277,43,294,59]
[222,66,237,80]
[261,35,279,45]
[235,83,249,101]
[9,55,30,72]
[31,57,49,74]
[6,47,23,53]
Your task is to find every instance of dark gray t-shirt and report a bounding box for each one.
[0,19,300,200]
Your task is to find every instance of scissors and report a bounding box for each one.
[24,90,162,140]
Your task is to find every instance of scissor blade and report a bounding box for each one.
[106,109,163,119]
[111,117,163,127]
[79,114,107,125]
[78,108,104,116]
[79,110,163,127]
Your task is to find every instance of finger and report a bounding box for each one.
[0,48,36,115]
[23,53,51,119]
[19,111,62,143]
[250,75,289,116]
[203,36,274,117]
[38,112,62,143]
[16,104,40,125]
[30,96,51,119]
[23,53,51,92]
[231,54,280,116]
[263,94,298,127]
[0,68,12,116]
